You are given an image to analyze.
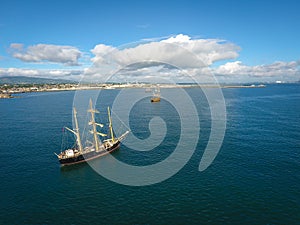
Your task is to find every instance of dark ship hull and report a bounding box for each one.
[59,141,120,166]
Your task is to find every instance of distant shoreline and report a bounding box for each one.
[0,83,267,98]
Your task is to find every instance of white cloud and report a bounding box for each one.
[215,60,300,77]
[89,34,240,68]
[84,34,241,82]
[9,43,82,66]
[215,61,248,74]
[162,34,240,65]
[3,34,300,83]
[85,34,300,83]
[90,44,116,65]
[0,68,83,80]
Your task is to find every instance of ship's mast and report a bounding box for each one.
[88,99,100,151]
[154,85,160,97]
[107,107,115,142]
[73,107,83,153]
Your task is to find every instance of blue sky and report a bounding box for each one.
[0,0,300,83]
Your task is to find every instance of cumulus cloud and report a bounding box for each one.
[90,34,240,68]
[9,43,82,66]
[162,34,240,65]
[84,34,241,82]
[90,44,116,65]
[0,68,83,80]
[215,60,300,77]
[3,34,299,83]
[86,34,300,83]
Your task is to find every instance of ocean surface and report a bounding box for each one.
[0,84,299,224]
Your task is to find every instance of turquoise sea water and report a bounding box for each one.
[0,84,299,224]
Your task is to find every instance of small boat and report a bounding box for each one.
[145,88,152,93]
[55,99,129,166]
[150,86,160,103]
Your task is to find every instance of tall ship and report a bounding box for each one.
[55,99,129,166]
[150,86,161,102]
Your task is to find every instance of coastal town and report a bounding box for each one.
[0,83,79,98]
[0,82,267,98]
[0,81,269,98]
[0,83,118,98]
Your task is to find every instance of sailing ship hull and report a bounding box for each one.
[59,141,120,166]
[151,97,160,102]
